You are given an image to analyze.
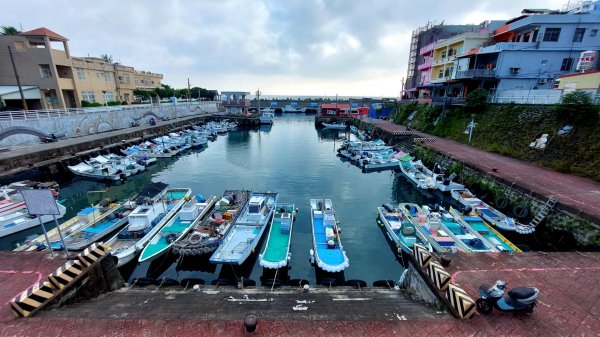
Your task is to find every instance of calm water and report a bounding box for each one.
[2,115,437,284]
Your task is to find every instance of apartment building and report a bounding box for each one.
[0,27,162,110]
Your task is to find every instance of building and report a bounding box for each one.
[221,91,250,114]
[557,70,600,100]
[0,27,162,110]
[319,104,369,117]
[448,2,600,103]
[404,22,485,99]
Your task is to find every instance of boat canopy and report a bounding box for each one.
[270,102,278,107]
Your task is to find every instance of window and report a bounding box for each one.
[541,60,548,65]
[77,68,86,80]
[573,28,586,42]
[123,74,129,84]
[591,29,598,37]
[82,91,96,102]
[14,41,25,51]
[124,93,130,101]
[103,91,114,102]
[438,69,444,78]
[560,58,573,71]
[523,33,530,42]
[510,67,520,75]
[543,28,561,42]
[104,72,110,81]
[532,29,539,42]
[441,51,447,59]
[39,64,52,78]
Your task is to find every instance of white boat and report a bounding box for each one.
[259,203,296,269]
[138,195,216,263]
[0,202,66,238]
[105,185,191,267]
[67,162,122,181]
[309,199,349,273]
[450,188,518,232]
[399,159,436,190]
[260,111,274,125]
[377,203,434,254]
[210,192,279,265]
[322,122,346,130]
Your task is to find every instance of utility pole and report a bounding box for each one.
[187,78,191,102]
[8,46,28,110]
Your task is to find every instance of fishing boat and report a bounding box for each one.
[448,207,520,252]
[322,122,346,130]
[15,201,120,251]
[105,184,191,267]
[450,188,518,232]
[210,191,279,265]
[397,203,459,253]
[260,111,274,125]
[309,199,349,273]
[171,190,250,257]
[419,205,497,252]
[0,201,66,239]
[258,203,296,269]
[377,203,434,254]
[399,159,436,190]
[138,195,217,263]
[67,162,123,181]
[58,204,130,251]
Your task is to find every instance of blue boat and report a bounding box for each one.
[309,199,349,273]
[210,191,279,265]
[377,203,434,254]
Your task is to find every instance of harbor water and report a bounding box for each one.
[1,114,437,284]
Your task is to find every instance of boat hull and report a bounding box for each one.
[0,204,66,238]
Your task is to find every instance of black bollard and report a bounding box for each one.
[440,256,452,267]
[244,314,258,333]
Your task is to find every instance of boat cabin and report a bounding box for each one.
[127,204,163,231]
[179,200,199,222]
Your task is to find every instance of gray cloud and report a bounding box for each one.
[4,0,564,96]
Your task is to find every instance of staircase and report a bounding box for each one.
[516,196,558,234]
[435,155,453,175]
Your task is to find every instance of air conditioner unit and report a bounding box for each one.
[510,67,520,75]
[538,78,547,84]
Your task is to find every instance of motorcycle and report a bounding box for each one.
[476,280,539,314]
[130,121,140,127]
[40,134,57,143]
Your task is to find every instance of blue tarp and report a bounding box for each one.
[270,102,278,107]
[310,102,318,107]
[351,102,359,107]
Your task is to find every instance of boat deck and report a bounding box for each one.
[141,217,192,259]
[313,217,345,266]
[261,204,294,264]
[212,225,261,262]
[461,216,516,252]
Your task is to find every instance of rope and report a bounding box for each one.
[271,268,278,292]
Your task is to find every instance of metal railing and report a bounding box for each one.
[0,101,218,122]
[455,69,496,79]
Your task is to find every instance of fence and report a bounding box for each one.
[0,101,218,122]
[489,89,562,105]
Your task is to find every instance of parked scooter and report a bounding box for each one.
[130,121,140,127]
[40,134,57,143]
[476,280,539,314]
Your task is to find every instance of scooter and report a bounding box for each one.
[40,134,57,143]
[476,280,539,314]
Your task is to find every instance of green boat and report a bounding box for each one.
[138,195,216,263]
[258,203,295,269]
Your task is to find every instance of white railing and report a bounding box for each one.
[489,89,562,105]
[0,101,218,121]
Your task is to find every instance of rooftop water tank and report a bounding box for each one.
[576,50,598,72]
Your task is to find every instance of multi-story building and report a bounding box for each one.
[0,27,162,109]
[404,23,485,99]
[445,2,600,103]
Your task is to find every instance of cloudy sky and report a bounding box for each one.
[5,0,565,97]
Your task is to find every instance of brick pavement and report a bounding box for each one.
[364,118,600,223]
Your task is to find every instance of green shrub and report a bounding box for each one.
[107,101,121,106]
[553,91,599,125]
[81,100,102,107]
[465,88,489,113]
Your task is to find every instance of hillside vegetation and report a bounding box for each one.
[395,93,600,182]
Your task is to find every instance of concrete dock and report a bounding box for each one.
[2,251,600,336]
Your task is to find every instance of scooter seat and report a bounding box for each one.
[509,287,538,300]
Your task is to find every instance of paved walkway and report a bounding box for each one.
[364,118,600,223]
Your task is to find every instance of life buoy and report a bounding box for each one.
[513,205,529,219]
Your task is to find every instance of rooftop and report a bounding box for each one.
[21,27,68,41]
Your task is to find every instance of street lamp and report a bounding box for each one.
[101,90,108,108]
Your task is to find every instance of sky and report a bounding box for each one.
[4,0,566,97]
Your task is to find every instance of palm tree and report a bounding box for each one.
[1,26,20,36]
[100,54,113,63]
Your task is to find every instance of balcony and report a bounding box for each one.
[479,42,537,53]
[419,42,436,56]
[455,69,496,79]
[418,59,433,71]
[432,57,455,66]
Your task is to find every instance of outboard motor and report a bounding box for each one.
[462,205,473,215]
[382,203,396,212]
[476,280,539,314]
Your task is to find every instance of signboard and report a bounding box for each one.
[20,189,60,216]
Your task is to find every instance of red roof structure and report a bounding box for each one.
[21,27,68,41]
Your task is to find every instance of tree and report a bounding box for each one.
[100,54,113,63]
[554,91,599,125]
[465,88,489,113]
[1,26,20,35]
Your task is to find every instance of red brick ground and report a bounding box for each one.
[364,118,600,222]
